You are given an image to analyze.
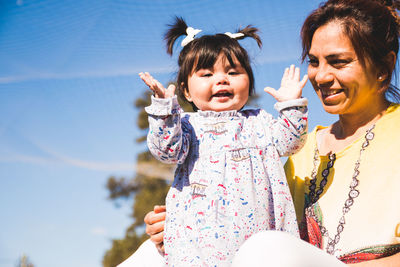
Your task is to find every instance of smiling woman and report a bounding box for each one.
[307,22,385,118]
[305,21,390,153]
[285,0,400,265]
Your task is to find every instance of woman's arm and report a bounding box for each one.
[144,205,166,255]
[348,252,400,266]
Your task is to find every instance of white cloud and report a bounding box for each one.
[0,151,173,180]
[0,66,175,84]
[0,152,135,172]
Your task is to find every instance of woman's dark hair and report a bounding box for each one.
[165,17,262,111]
[301,0,400,102]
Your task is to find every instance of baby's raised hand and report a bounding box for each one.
[139,72,176,98]
[264,65,308,102]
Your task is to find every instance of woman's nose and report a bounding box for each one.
[314,65,334,86]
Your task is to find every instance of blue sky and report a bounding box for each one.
[0,0,338,266]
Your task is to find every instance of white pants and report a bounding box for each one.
[117,239,165,267]
[232,231,346,267]
[118,231,346,267]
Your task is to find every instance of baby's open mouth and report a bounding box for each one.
[213,92,232,97]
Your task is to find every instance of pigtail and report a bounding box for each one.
[164,16,188,55]
[236,25,262,48]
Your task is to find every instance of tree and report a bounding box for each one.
[15,254,34,267]
[103,88,259,266]
[103,88,191,267]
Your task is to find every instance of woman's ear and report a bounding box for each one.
[182,83,192,101]
[387,51,397,71]
[376,51,396,93]
[378,51,397,82]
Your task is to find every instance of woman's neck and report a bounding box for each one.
[335,99,390,139]
[317,98,390,155]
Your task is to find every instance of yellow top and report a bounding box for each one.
[285,104,400,256]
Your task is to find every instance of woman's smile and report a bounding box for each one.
[319,88,345,104]
[307,22,382,116]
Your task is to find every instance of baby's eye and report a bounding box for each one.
[228,71,240,75]
[202,73,212,77]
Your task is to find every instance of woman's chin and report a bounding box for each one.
[320,103,344,115]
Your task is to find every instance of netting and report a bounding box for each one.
[0,1,335,267]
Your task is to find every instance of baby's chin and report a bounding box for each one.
[197,102,247,112]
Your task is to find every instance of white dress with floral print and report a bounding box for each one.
[146,96,308,266]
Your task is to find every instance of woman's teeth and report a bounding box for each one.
[322,89,343,96]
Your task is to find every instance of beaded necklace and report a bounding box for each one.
[306,125,375,255]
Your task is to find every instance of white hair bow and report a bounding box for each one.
[181,27,202,47]
[224,32,245,39]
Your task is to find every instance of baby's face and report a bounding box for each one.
[184,54,250,112]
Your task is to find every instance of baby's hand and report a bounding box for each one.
[264,65,308,102]
[139,72,176,98]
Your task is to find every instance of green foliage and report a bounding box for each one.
[103,89,173,267]
[15,254,34,267]
[135,91,151,131]
[131,174,170,227]
[103,173,169,267]
[102,229,147,267]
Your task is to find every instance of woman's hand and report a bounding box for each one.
[264,64,308,102]
[144,205,166,255]
[139,72,176,98]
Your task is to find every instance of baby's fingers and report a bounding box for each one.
[299,74,308,89]
[165,84,176,98]
[139,72,153,87]
[139,72,166,98]
[139,72,158,90]
[283,65,300,81]
[281,66,289,81]
[294,66,300,81]
[264,86,278,97]
[286,64,296,80]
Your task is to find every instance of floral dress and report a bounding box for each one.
[146,96,308,266]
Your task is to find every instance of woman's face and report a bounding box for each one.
[307,21,383,115]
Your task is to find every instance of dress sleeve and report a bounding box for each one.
[145,95,191,164]
[267,98,308,157]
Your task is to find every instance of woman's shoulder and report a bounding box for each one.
[372,103,400,131]
[383,103,400,120]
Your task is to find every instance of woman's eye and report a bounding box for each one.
[330,60,349,68]
[307,58,318,67]
[228,71,239,75]
[201,73,212,77]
